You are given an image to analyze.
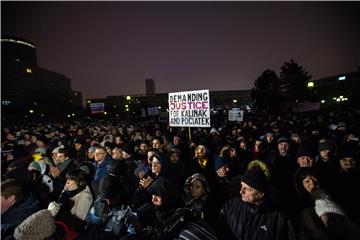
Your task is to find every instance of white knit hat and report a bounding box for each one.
[315,198,346,217]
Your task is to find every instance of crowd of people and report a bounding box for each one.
[1,107,360,240]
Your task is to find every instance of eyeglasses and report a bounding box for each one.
[95,152,106,155]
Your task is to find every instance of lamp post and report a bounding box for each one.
[307,81,315,102]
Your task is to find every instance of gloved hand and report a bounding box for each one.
[47,201,61,217]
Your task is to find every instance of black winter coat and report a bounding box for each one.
[217,197,294,240]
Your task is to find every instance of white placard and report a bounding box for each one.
[168,89,210,127]
[228,109,244,122]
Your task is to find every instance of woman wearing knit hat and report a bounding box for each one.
[293,167,360,240]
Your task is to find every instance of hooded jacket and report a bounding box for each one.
[182,173,220,226]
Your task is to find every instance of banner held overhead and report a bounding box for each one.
[228,109,244,122]
[168,89,211,127]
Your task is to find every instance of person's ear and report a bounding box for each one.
[8,195,16,205]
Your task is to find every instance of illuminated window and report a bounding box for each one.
[338,76,346,81]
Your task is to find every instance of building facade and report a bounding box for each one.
[145,78,155,96]
[1,36,83,118]
[314,69,360,106]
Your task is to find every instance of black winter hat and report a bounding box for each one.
[79,161,96,182]
[122,143,135,155]
[35,135,48,145]
[108,160,128,178]
[318,141,334,152]
[74,138,86,146]
[213,156,228,171]
[277,137,290,145]
[197,136,210,148]
[338,142,359,160]
[99,175,121,199]
[296,145,316,159]
[150,153,164,166]
[241,167,268,192]
[104,141,115,149]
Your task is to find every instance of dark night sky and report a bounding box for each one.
[2,1,360,100]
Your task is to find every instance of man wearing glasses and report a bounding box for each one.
[92,146,112,196]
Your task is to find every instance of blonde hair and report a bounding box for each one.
[247,160,271,179]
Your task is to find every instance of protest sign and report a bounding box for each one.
[228,109,244,122]
[147,107,160,116]
[168,89,210,127]
[90,103,105,114]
